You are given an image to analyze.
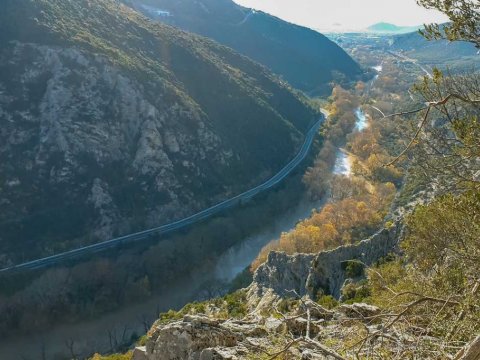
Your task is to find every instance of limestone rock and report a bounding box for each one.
[338,303,381,319]
[285,317,321,337]
[199,347,246,360]
[146,315,243,360]
[248,222,402,306]
[132,346,148,360]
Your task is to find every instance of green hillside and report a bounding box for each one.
[0,0,320,264]
[125,0,364,95]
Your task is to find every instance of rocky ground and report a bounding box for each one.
[128,223,401,360]
[127,213,479,360]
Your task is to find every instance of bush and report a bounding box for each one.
[158,309,182,324]
[276,298,299,314]
[90,351,133,360]
[317,295,338,309]
[343,260,365,278]
[341,281,371,303]
[224,291,248,318]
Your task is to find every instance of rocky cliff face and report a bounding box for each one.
[249,222,402,302]
[0,0,319,265]
[132,222,403,359]
[1,42,225,257]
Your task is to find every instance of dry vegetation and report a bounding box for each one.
[251,71,408,271]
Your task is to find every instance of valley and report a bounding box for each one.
[0,190,325,359]
[1,118,324,274]
[0,0,478,359]
[0,82,379,359]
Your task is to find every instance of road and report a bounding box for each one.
[0,117,324,274]
[387,50,433,77]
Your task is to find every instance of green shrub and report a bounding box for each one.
[158,309,182,324]
[223,290,248,318]
[276,298,298,313]
[343,260,365,278]
[341,281,371,303]
[90,351,133,360]
[317,295,338,309]
[136,334,148,346]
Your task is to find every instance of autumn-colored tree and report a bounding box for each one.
[252,178,396,271]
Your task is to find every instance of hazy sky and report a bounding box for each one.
[233,0,449,31]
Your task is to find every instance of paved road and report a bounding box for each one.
[387,50,433,77]
[0,117,323,274]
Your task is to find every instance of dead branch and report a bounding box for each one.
[454,335,480,360]
[382,106,428,119]
[349,294,462,353]
[381,93,479,166]
[302,337,347,360]
[267,338,302,360]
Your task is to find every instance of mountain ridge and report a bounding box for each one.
[0,0,320,265]
[391,27,478,65]
[367,22,421,34]
[124,0,364,95]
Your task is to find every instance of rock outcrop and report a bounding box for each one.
[141,313,345,359]
[133,222,413,359]
[146,316,243,360]
[249,222,402,303]
[0,0,319,264]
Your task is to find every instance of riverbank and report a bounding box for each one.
[0,189,325,360]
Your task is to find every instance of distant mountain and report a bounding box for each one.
[391,29,478,66]
[124,0,363,95]
[0,0,319,265]
[368,22,421,34]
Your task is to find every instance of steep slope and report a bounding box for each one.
[0,0,319,266]
[124,0,363,95]
[391,29,478,66]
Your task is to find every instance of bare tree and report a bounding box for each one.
[64,338,78,359]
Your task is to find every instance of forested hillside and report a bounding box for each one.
[124,0,363,94]
[391,27,478,67]
[102,1,479,358]
[0,0,319,266]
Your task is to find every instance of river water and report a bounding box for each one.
[1,94,377,359]
[332,106,369,177]
[333,150,351,176]
[354,108,368,132]
[0,196,323,360]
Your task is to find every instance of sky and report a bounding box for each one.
[233,0,449,32]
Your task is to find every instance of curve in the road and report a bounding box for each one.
[0,117,324,274]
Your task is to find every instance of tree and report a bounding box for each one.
[367,191,480,358]
[385,0,480,190]
[358,2,480,357]
[303,160,331,199]
[418,0,480,48]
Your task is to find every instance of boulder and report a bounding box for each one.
[338,303,381,319]
[199,346,249,360]
[146,315,242,360]
[132,346,148,360]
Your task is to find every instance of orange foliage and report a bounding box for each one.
[252,84,405,272]
[251,177,396,271]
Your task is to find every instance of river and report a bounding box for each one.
[332,106,369,177]
[333,150,351,176]
[354,107,368,131]
[2,101,373,359]
[0,196,323,360]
